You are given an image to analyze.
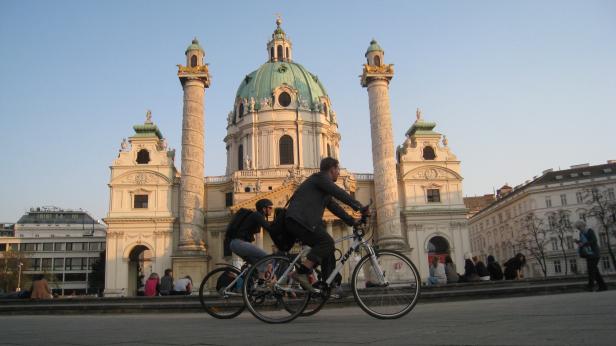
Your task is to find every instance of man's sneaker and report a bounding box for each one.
[290,271,318,293]
[330,285,348,300]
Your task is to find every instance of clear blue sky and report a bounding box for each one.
[1,0,615,222]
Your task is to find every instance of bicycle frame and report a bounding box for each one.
[274,225,388,294]
[218,264,249,297]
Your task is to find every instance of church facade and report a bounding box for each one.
[103,20,470,296]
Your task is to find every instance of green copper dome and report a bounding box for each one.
[185,38,204,54]
[235,61,328,106]
[365,39,383,56]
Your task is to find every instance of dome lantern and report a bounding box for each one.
[267,16,292,62]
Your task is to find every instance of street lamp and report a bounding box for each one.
[16,262,23,292]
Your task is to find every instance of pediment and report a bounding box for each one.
[403,165,462,181]
[112,170,172,185]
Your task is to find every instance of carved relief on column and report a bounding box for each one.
[179,78,206,252]
[366,79,406,251]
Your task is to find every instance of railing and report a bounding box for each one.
[204,176,231,184]
[354,173,374,181]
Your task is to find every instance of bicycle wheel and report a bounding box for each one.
[351,250,420,319]
[242,255,310,323]
[199,266,245,319]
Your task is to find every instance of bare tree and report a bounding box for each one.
[547,210,575,275]
[0,249,30,293]
[519,212,549,278]
[583,187,616,269]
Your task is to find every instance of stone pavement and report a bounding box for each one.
[1,290,614,345]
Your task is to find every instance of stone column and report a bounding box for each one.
[179,78,206,252]
[361,61,407,251]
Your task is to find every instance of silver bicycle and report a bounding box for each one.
[242,215,421,323]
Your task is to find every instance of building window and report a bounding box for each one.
[270,47,274,60]
[286,47,289,59]
[278,92,291,107]
[576,192,584,204]
[601,257,610,271]
[422,146,436,160]
[23,243,36,252]
[238,145,244,170]
[191,55,198,67]
[554,260,561,274]
[608,188,616,201]
[238,103,244,119]
[0,244,6,252]
[374,55,381,66]
[225,192,233,207]
[53,258,64,271]
[136,149,150,164]
[134,195,148,209]
[323,103,328,116]
[327,144,331,158]
[89,243,100,251]
[43,243,53,252]
[599,232,608,247]
[279,135,294,165]
[42,258,52,271]
[545,196,552,208]
[427,189,441,203]
[566,236,575,249]
[579,212,586,222]
[560,194,568,206]
[31,258,41,271]
[569,259,578,274]
[551,238,558,251]
[54,243,65,251]
[277,45,283,60]
[100,242,106,251]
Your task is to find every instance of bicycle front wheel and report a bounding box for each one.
[351,250,420,319]
[242,255,310,324]
[199,266,245,319]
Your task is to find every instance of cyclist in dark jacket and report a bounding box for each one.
[228,199,273,266]
[286,157,368,291]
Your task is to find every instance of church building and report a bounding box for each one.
[103,19,471,296]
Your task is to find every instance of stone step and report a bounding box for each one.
[0,278,612,315]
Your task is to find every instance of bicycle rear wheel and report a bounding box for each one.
[242,255,310,323]
[351,250,420,319]
[199,266,245,319]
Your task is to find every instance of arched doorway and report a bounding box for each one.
[427,235,450,264]
[128,245,152,296]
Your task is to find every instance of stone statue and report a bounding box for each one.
[146,109,152,123]
[260,98,269,109]
[227,111,233,125]
[120,138,128,152]
[161,138,168,150]
[416,108,422,121]
[442,135,448,147]
[234,179,243,192]
[330,110,337,123]
[249,97,256,112]
[244,155,251,170]
[255,178,262,192]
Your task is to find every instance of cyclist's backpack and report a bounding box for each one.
[223,208,253,256]
[267,207,297,253]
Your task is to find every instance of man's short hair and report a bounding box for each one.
[320,157,339,171]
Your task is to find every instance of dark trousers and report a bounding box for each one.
[285,217,335,280]
[586,257,607,289]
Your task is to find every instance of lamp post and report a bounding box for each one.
[16,262,23,292]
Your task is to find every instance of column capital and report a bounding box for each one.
[177,65,211,88]
[360,64,394,87]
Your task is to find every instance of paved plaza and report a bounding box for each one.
[1,291,615,345]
